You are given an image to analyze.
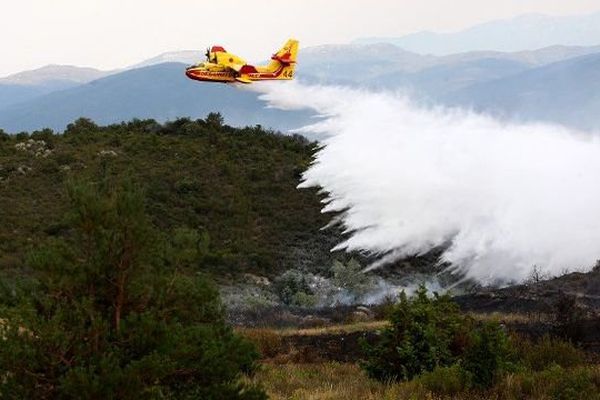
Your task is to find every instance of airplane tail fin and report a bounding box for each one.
[267,39,298,79]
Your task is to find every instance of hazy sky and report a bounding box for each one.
[2,0,599,76]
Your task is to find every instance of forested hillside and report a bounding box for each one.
[0,115,336,281]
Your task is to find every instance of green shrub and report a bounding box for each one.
[495,365,600,400]
[274,270,315,307]
[361,287,518,389]
[550,366,599,400]
[64,118,99,135]
[0,128,9,141]
[462,321,516,388]
[53,151,78,166]
[361,286,467,381]
[518,335,585,371]
[38,157,61,174]
[417,364,467,395]
[370,294,397,320]
[63,118,101,144]
[175,177,201,194]
[519,365,599,400]
[291,291,318,308]
[31,128,55,143]
[206,112,225,128]
[331,259,374,300]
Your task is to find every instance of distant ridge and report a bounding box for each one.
[0,64,109,86]
[444,52,600,131]
[355,12,600,55]
[1,41,600,134]
[127,50,202,70]
[0,65,110,110]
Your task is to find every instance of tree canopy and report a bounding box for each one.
[0,177,266,399]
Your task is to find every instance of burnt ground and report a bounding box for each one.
[272,330,380,363]
[453,267,600,353]
[237,268,600,362]
[454,267,600,314]
[233,268,600,328]
[229,304,382,329]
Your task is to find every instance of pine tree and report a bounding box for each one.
[0,178,265,399]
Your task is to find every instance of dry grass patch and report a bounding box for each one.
[467,312,542,324]
[239,320,388,338]
[239,321,389,363]
[249,362,600,400]
[277,320,388,337]
[246,362,425,400]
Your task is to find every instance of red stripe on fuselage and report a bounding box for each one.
[185,69,236,82]
[247,64,286,79]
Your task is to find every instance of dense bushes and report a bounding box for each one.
[361,287,469,381]
[0,116,332,278]
[361,286,589,394]
[461,320,516,388]
[0,178,265,399]
[331,259,374,301]
[273,270,316,307]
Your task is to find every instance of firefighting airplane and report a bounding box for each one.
[185,39,298,84]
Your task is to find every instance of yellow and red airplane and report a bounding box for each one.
[185,39,298,84]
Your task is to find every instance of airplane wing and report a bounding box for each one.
[227,63,246,73]
[235,65,259,84]
[235,76,252,84]
[215,51,247,72]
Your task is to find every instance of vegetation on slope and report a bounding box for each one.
[2,116,599,398]
[0,115,336,285]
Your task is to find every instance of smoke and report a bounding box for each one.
[251,82,600,284]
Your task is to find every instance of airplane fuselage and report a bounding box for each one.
[185,40,298,84]
[185,67,237,83]
[185,63,293,84]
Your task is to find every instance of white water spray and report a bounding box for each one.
[252,82,600,284]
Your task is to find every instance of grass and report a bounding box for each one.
[467,311,553,324]
[467,312,538,324]
[239,312,548,344]
[239,322,389,364]
[239,320,388,338]
[248,362,600,400]
[241,315,600,399]
[246,363,418,400]
[238,313,550,363]
[238,313,574,364]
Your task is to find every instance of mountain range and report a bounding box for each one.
[444,52,600,131]
[1,12,600,134]
[0,63,311,134]
[355,12,600,55]
[0,65,109,110]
